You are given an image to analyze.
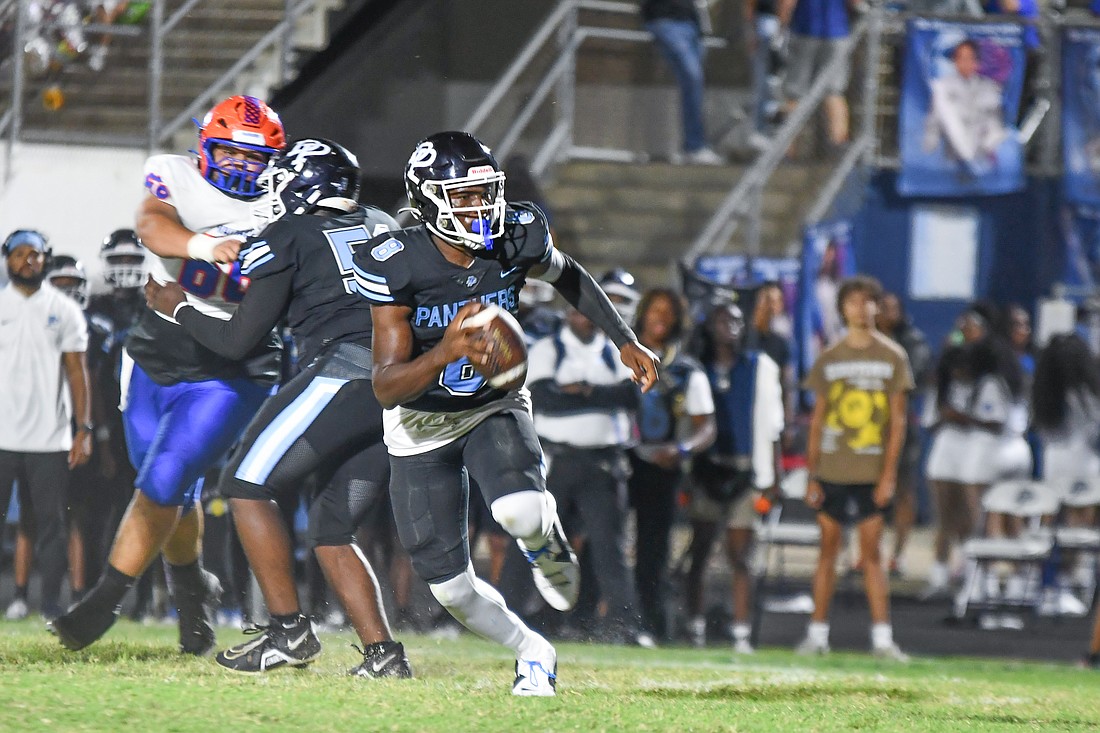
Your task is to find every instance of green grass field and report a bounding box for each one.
[1,619,1097,732]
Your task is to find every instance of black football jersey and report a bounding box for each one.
[126,271,283,386]
[352,202,553,412]
[240,205,398,366]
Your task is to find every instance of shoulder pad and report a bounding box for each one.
[351,231,413,304]
[360,206,400,238]
[502,202,552,263]
[142,154,190,202]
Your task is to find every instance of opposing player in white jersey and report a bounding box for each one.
[51,95,286,654]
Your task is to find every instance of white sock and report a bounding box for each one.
[732,623,751,642]
[871,622,893,649]
[807,621,830,645]
[430,565,536,655]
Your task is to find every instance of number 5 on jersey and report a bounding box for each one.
[326,225,394,301]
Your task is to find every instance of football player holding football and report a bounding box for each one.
[354,130,659,696]
[51,96,285,655]
[144,137,411,678]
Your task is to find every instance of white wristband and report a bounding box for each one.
[186,233,220,263]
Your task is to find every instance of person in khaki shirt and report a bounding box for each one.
[797,275,914,661]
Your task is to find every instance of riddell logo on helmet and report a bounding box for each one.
[231,130,267,145]
[468,165,495,175]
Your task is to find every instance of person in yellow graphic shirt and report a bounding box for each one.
[796,275,914,661]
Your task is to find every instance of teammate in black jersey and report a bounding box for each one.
[354,131,659,696]
[145,138,411,677]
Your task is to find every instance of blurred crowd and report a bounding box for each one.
[6,225,1098,664]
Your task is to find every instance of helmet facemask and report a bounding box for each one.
[201,138,275,200]
[103,253,146,290]
[47,258,89,308]
[251,165,294,229]
[419,169,506,251]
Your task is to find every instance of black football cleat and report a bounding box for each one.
[175,569,222,656]
[215,622,322,674]
[48,600,119,651]
[348,641,413,679]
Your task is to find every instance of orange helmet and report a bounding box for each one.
[197,95,286,199]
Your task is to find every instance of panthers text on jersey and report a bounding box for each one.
[234,205,397,367]
[125,154,281,385]
[353,202,553,413]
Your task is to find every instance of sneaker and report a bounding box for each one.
[215,622,321,674]
[978,613,1001,630]
[5,598,28,621]
[687,615,706,648]
[518,517,579,612]
[795,636,830,656]
[87,44,107,72]
[633,631,658,649]
[872,642,911,663]
[747,132,771,152]
[48,599,120,651]
[682,147,724,166]
[512,658,557,697]
[175,569,222,656]
[348,641,413,679]
[733,638,755,655]
[1081,652,1100,669]
[998,614,1025,630]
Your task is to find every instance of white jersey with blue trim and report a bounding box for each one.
[142,154,259,322]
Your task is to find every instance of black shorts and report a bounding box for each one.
[220,342,388,548]
[389,408,544,584]
[818,481,887,525]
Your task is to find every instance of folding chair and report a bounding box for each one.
[953,480,1061,622]
[1049,476,1100,612]
[750,469,820,642]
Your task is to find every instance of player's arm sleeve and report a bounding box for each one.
[536,249,637,349]
[175,270,292,360]
[529,379,638,414]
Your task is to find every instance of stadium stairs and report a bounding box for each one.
[6,0,343,148]
[546,159,829,287]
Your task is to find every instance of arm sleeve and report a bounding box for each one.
[542,250,637,348]
[175,269,292,360]
[528,379,638,414]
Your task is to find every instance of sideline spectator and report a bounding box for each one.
[797,275,912,660]
[779,0,854,150]
[527,306,653,646]
[0,230,92,620]
[628,288,716,640]
[747,281,796,448]
[875,292,932,576]
[744,0,786,147]
[1032,334,1100,606]
[684,299,783,653]
[641,0,724,164]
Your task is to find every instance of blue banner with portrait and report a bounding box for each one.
[1063,28,1100,207]
[898,19,1026,197]
[799,220,856,380]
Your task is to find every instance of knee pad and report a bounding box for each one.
[490,490,554,544]
[428,565,479,610]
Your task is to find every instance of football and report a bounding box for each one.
[462,304,528,391]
